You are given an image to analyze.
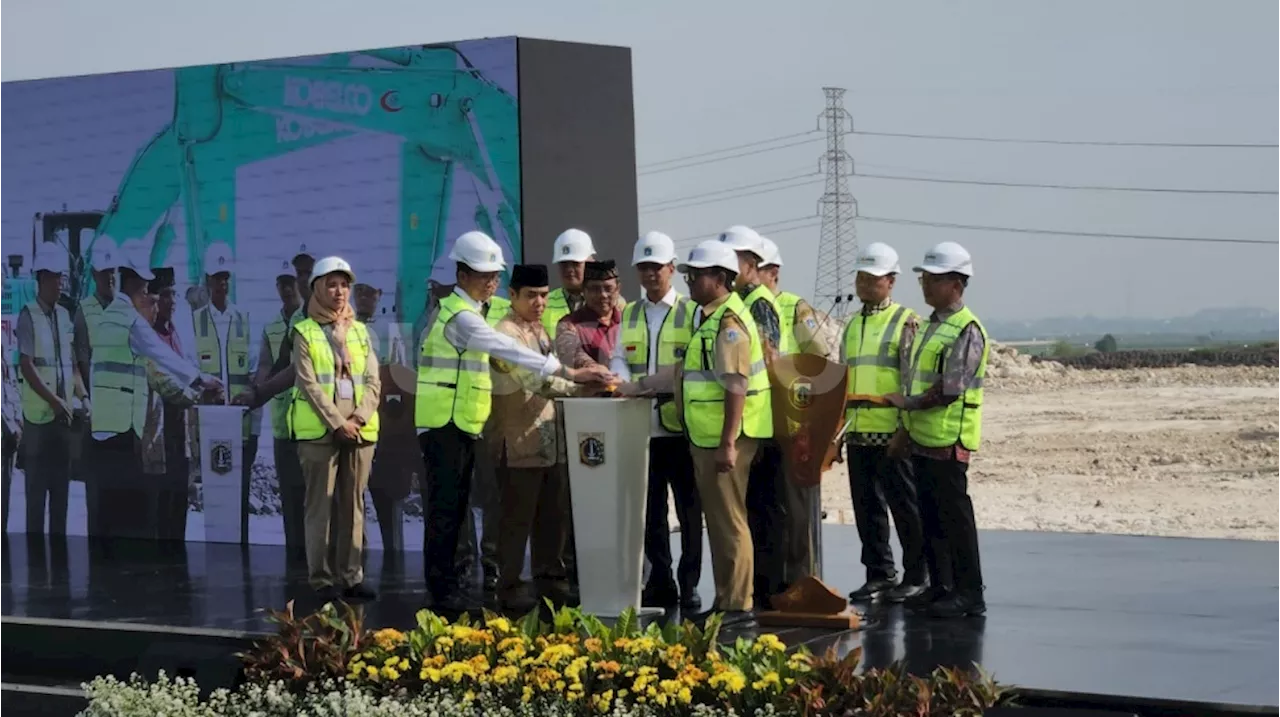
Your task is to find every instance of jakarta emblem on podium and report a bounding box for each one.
[578,432,606,467]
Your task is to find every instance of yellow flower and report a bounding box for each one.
[380,666,401,681]
[677,686,693,704]
[463,689,476,703]
[583,637,603,654]
[521,686,534,703]
[485,616,512,634]
[435,636,454,650]
[626,636,657,655]
[372,628,407,650]
[537,643,576,666]
[365,665,378,680]
[491,665,520,685]
[753,633,786,653]
[420,667,442,683]
[751,670,781,691]
[709,668,746,694]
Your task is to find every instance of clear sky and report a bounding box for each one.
[4,0,1276,320]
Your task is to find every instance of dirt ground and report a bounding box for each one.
[820,363,1280,541]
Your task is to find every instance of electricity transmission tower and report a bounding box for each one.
[812,87,857,319]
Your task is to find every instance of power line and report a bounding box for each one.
[850,129,1278,149]
[852,171,1279,196]
[641,176,824,213]
[671,215,819,245]
[637,130,820,169]
[858,215,1277,246]
[637,137,824,176]
[640,172,820,209]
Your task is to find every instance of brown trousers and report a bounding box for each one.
[297,439,374,589]
[497,460,571,599]
[691,438,759,611]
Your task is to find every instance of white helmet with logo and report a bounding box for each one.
[632,231,677,265]
[311,256,356,287]
[854,242,901,277]
[912,241,973,277]
[758,236,783,268]
[677,240,740,274]
[203,242,234,276]
[716,224,765,260]
[90,236,123,272]
[119,239,155,281]
[552,228,596,264]
[449,231,507,272]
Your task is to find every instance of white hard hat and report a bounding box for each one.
[758,236,783,268]
[449,231,507,272]
[118,239,155,281]
[203,242,234,276]
[275,259,295,279]
[716,225,766,259]
[677,239,739,274]
[912,241,973,277]
[552,228,596,263]
[854,242,901,277]
[311,256,356,286]
[90,236,122,271]
[632,231,677,265]
[32,251,65,276]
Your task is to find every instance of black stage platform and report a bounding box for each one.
[2,526,1276,716]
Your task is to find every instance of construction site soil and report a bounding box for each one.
[819,345,1279,541]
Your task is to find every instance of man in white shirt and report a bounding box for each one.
[612,232,704,611]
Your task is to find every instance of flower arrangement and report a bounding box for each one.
[80,602,1006,716]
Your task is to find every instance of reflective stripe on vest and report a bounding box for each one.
[415,293,492,434]
[681,293,772,448]
[90,296,147,436]
[194,306,251,394]
[263,315,293,440]
[19,301,74,425]
[289,319,380,442]
[541,288,572,337]
[843,303,914,434]
[620,295,695,432]
[775,291,802,356]
[906,307,989,451]
[78,299,109,395]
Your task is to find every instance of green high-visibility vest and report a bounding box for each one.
[681,293,772,449]
[775,291,802,355]
[90,296,148,437]
[194,305,252,396]
[78,298,110,397]
[263,313,293,440]
[619,294,696,433]
[485,296,511,328]
[906,306,989,451]
[415,293,492,435]
[541,288,572,337]
[843,303,915,434]
[289,318,380,442]
[19,301,74,425]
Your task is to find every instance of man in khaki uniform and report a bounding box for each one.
[487,264,581,611]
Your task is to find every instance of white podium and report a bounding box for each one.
[557,397,660,618]
[196,405,247,544]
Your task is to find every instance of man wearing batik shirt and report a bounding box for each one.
[885,242,989,620]
[554,260,623,369]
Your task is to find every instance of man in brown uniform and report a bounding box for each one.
[488,264,582,612]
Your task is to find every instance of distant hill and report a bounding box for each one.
[988,307,1279,343]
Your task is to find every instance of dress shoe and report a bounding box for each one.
[498,592,539,615]
[928,592,986,618]
[883,582,928,604]
[848,577,898,601]
[342,583,378,602]
[680,592,703,611]
[641,583,679,608]
[719,610,757,628]
[904,586,950,612]
[315,585,341,603]
[482,573,498,594]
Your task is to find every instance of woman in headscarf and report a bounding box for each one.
[289,256,381,602]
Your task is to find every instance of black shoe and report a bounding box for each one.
[848,577,898,601]
[927,591,986,618]
[904,586,950,612]
[883,582,928,604]
[719,610,757,628]
[680,592,702,611]
[498,592,539,614]
[315,585,340,603]
[431,591,480,614]
[641,582,679,608]
[482,573,498,594]
[342,583,377,602]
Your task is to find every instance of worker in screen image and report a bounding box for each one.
[288,256,380,603]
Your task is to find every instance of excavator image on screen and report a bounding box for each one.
[3,43,520,351]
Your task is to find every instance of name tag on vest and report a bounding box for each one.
[337,378,354,400]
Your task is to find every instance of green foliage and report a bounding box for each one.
[1094,333,1118,353]
[236,600,367,686]
[1050,340,1089,358]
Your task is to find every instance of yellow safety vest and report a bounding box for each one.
[906,306,989,451]
[263,313,293,440]
[289,318,380,442]
[415,293,492,435]
[541,288,573,337]
[90,296,148,437]
[194,305,252,397]
[681,293,772,449]
[620,294,696,432]
[775,291,802,355]
[485,296,511,328]
[19,301,74,425]
[78,298,110,397]
[843,303,915,434]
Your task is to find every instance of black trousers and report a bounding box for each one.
[275,438,307,561]
[22,421,72,536]
[913,455,984,594]
[643,436,702,596]
[91,434,154,541]
[747,439,787,606]
[846,441,926,584]
[420,425,477,599]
